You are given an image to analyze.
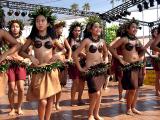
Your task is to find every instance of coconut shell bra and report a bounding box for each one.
[34,37,53,49]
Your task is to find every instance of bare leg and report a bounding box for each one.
[38,99,47,120]
[45,96,54,120]
[118,76,124,101]
[94,90,104,120]
[78,79,85,105]
[88,92,99,120]
[8,82,16,116]
[131,89,141,114]
[55,91,62,110]
[126,90,136,115]
[16,80,24,115]
[155,71,160,96]
[71,78,79,106]
[103,76,110,90]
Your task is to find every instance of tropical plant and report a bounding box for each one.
[105,25,119,44]
[85,15,101,24]
[70,3,79,12]
[82,3,90,12]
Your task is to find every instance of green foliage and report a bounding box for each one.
[27,61,64,74]
[119,61,144,71]
[105,25,119,44]
[29,7,56,26]
[85,15,101,25]
[82,3,90,12]
[86,63,110,78]
[70,3,79,11]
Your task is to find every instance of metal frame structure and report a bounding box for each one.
[0,0,159,27]
[0,0,98,17]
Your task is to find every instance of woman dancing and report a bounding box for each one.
[7,20,27,115]
[150,26,160,96]
[19,7,61,120]
[67,21,85,106]
[0,7,20,112]
[74,21,124,120]
[111,18,146,115]
[53,20,72,110]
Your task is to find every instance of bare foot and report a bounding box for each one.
[119,98,125,102]
[131,108,142,115]
[126,109,133,115]
[8,109,16,116]
[94,115,104,120]
[55,104,61,110]
[17,108,24,115]
[88,115,95,120]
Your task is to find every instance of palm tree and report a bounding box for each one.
[82,3,90,12]
[70,3,79,12]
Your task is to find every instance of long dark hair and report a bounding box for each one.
[151,27,158,39]
[83,21,102,39]
[67,21,83,44]
[0,7,5,29]
[8,20,24,37]
[28,22,55,41]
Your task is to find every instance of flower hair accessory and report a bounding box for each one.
[29,7,56,26]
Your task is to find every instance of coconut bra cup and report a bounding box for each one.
[125,42,142,52]
[72,45,79,52]
[88,44,103,53]
[34,40,53,49]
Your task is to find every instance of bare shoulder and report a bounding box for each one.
[0,29,6,35]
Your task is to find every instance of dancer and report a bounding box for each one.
[19,7,61,120]
[74,21,124,120]
[0,7,20,111]
[53,20,72,110]
[67,21,85,106]
[111,18,146,115]
[7,20,27,115]
[110,25,126,102]
[150,26,160,96]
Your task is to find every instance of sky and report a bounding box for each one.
[10,0,123,13]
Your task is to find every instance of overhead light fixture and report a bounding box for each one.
[106,18,111,23]
[7,9,14,16]
[14,10,20,16]
[149,0,154,7]
[131,0,137,4]
[143,1,149,9]
[99,13,106,20]
[156,0,160,5]
[120,11,127,17]
[109,16,116,21]
[148,22,154,27]
[116,14,122,19]
[124,10,131,15]
[137,4,143,12]
[21,11,27,17]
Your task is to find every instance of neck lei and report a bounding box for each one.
[74,37,80,42]
[36,34,49,40]
[90,36,100,43]
[127,34,137,41]
[12,34,21,39]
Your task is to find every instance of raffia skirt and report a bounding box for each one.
[27,69,61,101]
[86,75,105,93]
[0,73,8,97]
